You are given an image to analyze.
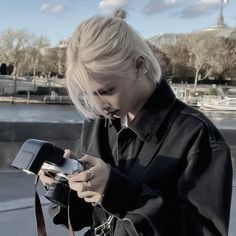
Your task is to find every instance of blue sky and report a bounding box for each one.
[0,0,235,46]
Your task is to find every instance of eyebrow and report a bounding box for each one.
[92,84,113,95]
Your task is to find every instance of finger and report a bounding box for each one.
[78,155,98,167]
[68,181,91,193]
[84,193,103,203]
[63,149,77,159]
[38,170,54,186]
[68,182,83,192]
[38,170,45,176]
[87,168,95,180]
[63,149,72,158]
[77,191,99,199]
[67,169,94,182]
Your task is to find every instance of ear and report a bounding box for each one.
[134,56,146,74]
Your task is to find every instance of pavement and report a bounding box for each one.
[0,171,87,236]
[0,170,235,236]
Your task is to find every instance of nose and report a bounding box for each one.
[94,93,111,112]
[101,102,112,113]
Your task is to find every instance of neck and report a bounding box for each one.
[128,81,156,121]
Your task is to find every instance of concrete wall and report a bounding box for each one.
[0,122,82,169]
[0,122,235,170]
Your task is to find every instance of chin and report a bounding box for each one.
[112,115,121,118]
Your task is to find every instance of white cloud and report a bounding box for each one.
[51,4,64,14]
[142,0,224,18]
[142,0,180,15]
[40,4,50,12]
[179,0,222,18]
[40,3,64,14]
[99,0,130,11]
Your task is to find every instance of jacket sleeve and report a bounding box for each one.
[101,166,167,235]
[176,142,232,236]
[101,142,232,236]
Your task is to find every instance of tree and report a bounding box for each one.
[0,63,8,75]
[206,37,236,79]
[149,31,236,87]
[0,28,51,92]
[57,47,66,77]
[19,34,50,87]
[0,28,30,93]
[40,46,60,77]
[146,41,171,76]
[8,64,14,75]
[160,40,193,81]
[184,33,214,92]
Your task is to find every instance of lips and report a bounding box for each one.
[104,109,120,115]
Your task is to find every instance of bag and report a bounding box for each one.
[86,206,115,236]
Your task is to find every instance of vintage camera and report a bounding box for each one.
[11,139,84,208]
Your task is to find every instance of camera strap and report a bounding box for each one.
[67,190,75,236]
[34,176,75,236]
[34,175,47,236]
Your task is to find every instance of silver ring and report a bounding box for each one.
[86,181,91,191]
[87,168,95,180]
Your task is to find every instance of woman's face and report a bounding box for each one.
[88,71,146,118]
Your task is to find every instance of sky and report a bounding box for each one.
[0,0,235,46]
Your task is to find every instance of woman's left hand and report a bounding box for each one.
[67,154,110,204]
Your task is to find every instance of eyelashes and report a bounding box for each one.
[96,87,115,96]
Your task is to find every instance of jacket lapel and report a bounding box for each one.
[129,100,185,179]
[129,130,164,179]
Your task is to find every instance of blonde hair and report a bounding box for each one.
[66,9,162,119]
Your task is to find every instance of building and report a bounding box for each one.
[148,3,236,47]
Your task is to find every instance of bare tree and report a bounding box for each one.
[206,37,236,79]
[146,41,171,76]
[29,34,50,81]
[185,34,214,92]
[40,46,59,77]
[0,28,30,93]
[149,31,236,87]
[161,41,192,81]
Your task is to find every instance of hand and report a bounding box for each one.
[67,154,110,204]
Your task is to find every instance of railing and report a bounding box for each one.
[43,95,72,104]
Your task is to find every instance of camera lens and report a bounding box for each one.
[45,175,70,208]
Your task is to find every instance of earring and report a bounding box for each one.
[143,69,147,74]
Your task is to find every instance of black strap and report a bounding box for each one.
[34,175,47,236]
[67,190,75,236]
[34,176,75,236]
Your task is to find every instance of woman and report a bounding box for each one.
[39,9,232,236]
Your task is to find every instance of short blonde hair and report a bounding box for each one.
[66,9,162,119]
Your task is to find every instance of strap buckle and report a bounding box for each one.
[94,215,114,236]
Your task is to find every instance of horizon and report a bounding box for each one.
[0,0,235,46]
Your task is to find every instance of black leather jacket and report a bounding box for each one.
[51,79,232,236]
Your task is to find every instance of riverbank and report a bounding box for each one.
[0,121,235,170]
[0,95,43,104]
[0,95,72,104]
[0,104,235,170]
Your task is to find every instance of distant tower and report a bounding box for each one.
[217,0,227,27]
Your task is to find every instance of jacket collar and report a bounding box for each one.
[128,78,176,142]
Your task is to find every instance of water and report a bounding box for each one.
[0,104,235,129]
[202,110,236,130]
[0,104,235,169]
[0,104,83,123]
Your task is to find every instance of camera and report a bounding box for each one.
[11,139,84,208]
